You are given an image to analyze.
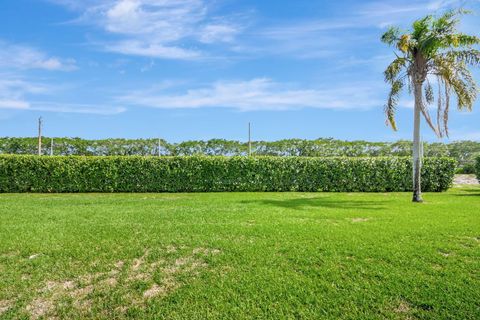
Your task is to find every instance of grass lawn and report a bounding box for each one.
[0,187,479,319]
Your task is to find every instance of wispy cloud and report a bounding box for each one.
[359,0,475,27]
[249,0,479,59]
[0,75,124,115]
[118,78,384,111]
[29,102,126,115]
[0,41,77,71]
[104,40,201,59]
[0,77,49,110]
[51,0,244,60]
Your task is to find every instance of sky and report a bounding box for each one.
[0,0,479,142]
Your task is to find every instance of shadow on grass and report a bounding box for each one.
[453,187,480,197]
[241,196,389,211]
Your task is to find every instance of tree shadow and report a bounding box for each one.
[241,196,389,211]
[453,187,480,197]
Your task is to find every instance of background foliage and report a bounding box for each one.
[0,155,455,193]
[0,137,477,173]
[476,155,480,182]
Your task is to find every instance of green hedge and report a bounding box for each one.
[0,155,456,193]
[476,155,480,182]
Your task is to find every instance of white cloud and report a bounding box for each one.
[0,75,124,115]
[53,0,243,59]
[0,78,50,107]
[29,102,126,115]
[359,0,480,27]
[254,0,480,58]
[198,23,240,43]
[0,77,44,111]
[118,78,384,111]
[104,40,201,59]
[0,41,77,71]
[0,99,30,110]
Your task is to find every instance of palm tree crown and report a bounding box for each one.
[382,10,480,137]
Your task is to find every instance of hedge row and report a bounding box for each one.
[476,156,480,182]
[0,155,456,193]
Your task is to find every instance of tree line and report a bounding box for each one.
[0,137,478,173]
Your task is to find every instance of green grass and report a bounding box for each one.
[0,187,479,319]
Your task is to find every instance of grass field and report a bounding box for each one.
[0,187,479,319]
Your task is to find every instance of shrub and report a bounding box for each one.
[0,155,456,193]
[455,164,476,174]
[476,155,480,182]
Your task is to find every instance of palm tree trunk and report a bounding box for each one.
[412,83,423,203]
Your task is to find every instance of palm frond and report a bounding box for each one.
[384,79,404,130]
[436,78,444,137]
[433,56,477,111]
[381,27,402,46]
[444,49,480,66]
[417,87,441,137]
[424,80,434,104]
[384,57,408,83]
[444,84,450,137]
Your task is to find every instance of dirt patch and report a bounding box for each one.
[62,280,76,290]
[394,300,411,313]
[100,277,118,287]
[466,236,480,242]
[166,245,177,253]
[131,251,149,272]
[72,284,94,298]
[192,247,221,255]
[139,247,219,300]
[26,298,53,320]
[0,300,13,315]
[142,282,177,299]
[21,246,221,318]
[350,218,370,223]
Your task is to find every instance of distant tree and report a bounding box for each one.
[381,10,480,202]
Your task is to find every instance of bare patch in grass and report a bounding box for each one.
[142,247,217,300]
[166,245,177,253]
[22,246,221,317]
[439,251,451,257]
[0,251,19,258]
[26,298,53,320]
[192,247,221,255]
[143,281,177,299]
[463,236,480,244]
[350,218,370,223]
[394,300,411,313]
[131,250,149,272]
[0,300,13,315]
[431,264,443,271]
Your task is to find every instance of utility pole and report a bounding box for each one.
[37,117,43,156]
[50,138,54,156]
[158,138,161,156]
[248,122,252,156]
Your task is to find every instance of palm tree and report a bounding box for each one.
[381,10,480,202]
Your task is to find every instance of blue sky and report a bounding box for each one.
[0,0,479,142]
